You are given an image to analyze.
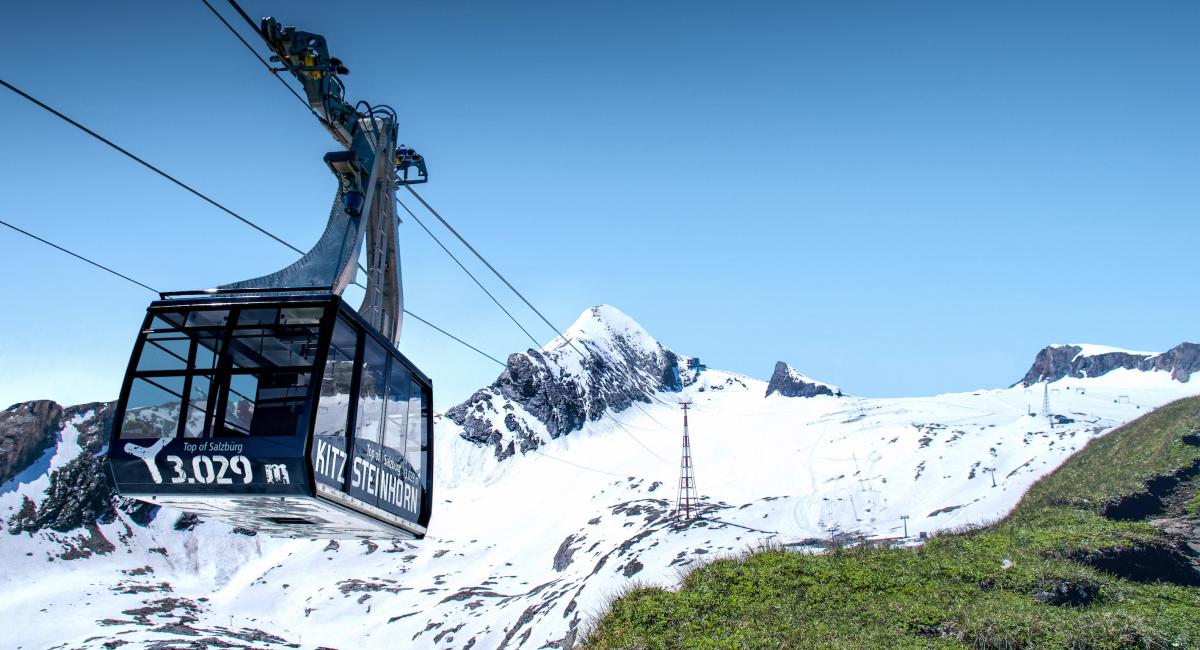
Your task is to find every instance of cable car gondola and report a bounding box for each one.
[106,15,432,539]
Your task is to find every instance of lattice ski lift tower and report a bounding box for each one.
[675,401,699,521]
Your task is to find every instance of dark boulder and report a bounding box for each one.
[1032,580,1102,606]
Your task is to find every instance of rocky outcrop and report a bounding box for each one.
[0,400,63,485]
[1146,343,1200,383]
[65,401,116,455]
[446,305,683,460]
[7,452,117,534]
[1020,343,1200,386]
[4,398,153,535]
[765,362,841,398]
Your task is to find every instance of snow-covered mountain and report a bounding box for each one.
[2,306,1198,649]
[445,305,683,460]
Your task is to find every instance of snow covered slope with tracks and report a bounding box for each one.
[2,307,1198,649]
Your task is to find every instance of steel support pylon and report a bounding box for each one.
[217,119,404,345]
[675,401,698,521]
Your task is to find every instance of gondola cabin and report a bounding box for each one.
[106,290,433,539]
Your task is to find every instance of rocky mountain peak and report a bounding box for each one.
[446,305,682,460]
[764,362,842,398]
[1019,342,1199,386]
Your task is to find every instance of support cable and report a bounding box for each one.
[403,310,505,367]
[7,32,662,469]
[404,185,584,356]
[3,216,631,475]
[404,186,679,420]
[199,0,329,128]
[0,217,504,368]
[530,449,625,477]
[397,196,672,456]
[395,197,541,347]
[0,78,306,257]
[0,219,159,294]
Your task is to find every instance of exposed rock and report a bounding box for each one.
[10,452,117,534]
[121,499,160,527]
[0,400,63,484]
[1147,343,1200,383]
[553,534,582,572]
[64,401,116,455]
[1020,342,1199,386]
[764,362,841,399]
[446,306,682,459]
[7,496,38,534]
[173,513,203,531]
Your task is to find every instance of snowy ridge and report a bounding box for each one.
[3,312,1200,648]
[1052,343,1158,362]
[446,305,682,460]
[1019,341,1199,386]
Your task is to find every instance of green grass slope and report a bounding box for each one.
[582,396,1200,649]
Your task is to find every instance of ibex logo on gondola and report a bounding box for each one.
[265,464,291,484]
[124,438,170,484]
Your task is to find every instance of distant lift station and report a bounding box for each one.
[107,13,433,538]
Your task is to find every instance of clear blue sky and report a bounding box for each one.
[1,1,1197,410]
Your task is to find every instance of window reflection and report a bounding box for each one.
[122,376,185,438]
[315,318,357,439]
[121,305,322,440]
[382,363,410,454]
[219,372,310,437]
[356,340,388,445]
[405,378,427,479]
[183,375,212,438]
[228,327,319,369]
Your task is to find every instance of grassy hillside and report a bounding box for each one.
[582,396,1200,649]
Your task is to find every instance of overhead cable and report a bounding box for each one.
[199,0,329,128]
[404,185,586,356]
[0,78,306,256]
[0,218,159,294]
[395,197,541,347]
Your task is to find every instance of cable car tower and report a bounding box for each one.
[106,15,433,539]
[675,401,698,521]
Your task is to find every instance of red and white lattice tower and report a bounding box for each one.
[675,401,699,521]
